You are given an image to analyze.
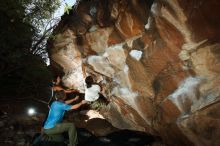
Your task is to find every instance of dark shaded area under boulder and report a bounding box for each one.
[33,128,157,146]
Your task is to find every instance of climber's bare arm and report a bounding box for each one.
[65,96,79,104]
[69,100,87,110]
[64,89,79,93]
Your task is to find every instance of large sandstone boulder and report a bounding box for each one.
[47,0,220,146]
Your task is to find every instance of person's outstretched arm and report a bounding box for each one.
[53,85,79,93]
[64,89,79,93]
[53,85,64,91]
[69,100,87,110]
[65,96,79,104]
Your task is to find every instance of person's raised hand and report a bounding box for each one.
[74,95,79,101]
[56,76,61,85]
[72,89,79,92]
[81,100,88,104]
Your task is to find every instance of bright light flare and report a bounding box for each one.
[27,108,36,116]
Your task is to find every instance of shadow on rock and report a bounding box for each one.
[33,128,157,146]
[78,129,156,146]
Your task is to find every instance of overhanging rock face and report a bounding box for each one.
[47,0,220,145]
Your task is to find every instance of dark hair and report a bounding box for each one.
[85,76,93,88]
[55,90,66,100]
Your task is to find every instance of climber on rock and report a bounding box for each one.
[43,90,87,146]
[52,75,79,93]
[84,76,109,109]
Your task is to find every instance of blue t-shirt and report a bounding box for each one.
[44,101,71,129]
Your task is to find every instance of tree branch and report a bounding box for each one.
[31,25,55,54]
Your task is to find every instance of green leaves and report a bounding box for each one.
[64,3,72,15]
[22,0,60,29]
